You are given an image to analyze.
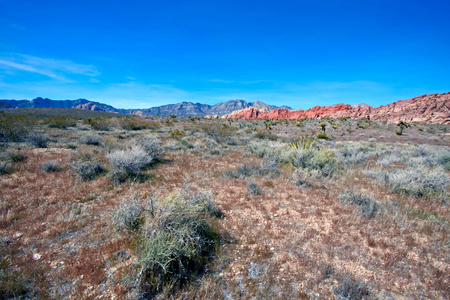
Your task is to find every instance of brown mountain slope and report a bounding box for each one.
[226,92,450,124]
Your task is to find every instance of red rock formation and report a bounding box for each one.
[227,92,450,124]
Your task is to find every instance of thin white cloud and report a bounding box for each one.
[0,53,100,81]
[209,79,233,83]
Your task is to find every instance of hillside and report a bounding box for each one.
[227,92,450,124]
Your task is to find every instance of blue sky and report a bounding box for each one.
[0,0,449,109]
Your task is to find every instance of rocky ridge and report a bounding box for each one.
[226,92,450,124]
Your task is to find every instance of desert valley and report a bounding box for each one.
[0,93,449,299]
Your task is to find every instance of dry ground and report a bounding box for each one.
[0,114,449,299]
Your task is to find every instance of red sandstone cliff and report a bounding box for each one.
[226,92,450,124]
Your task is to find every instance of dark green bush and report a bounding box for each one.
[43,116,77,129]
[0,111,34,143]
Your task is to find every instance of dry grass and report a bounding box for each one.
[0,113,449,299]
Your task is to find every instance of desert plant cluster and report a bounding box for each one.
[0,108,449,299]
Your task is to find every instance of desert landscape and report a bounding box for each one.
[0,95,449,299]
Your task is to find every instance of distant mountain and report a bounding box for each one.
[0,98,291,117]
[227,92,450,124]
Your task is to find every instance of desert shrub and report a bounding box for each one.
[0,112,33,143]
[0,259,28,298]
[339,191,379,218]
[180,140,194,149]
[291,169,312,187]
[334,274,370,300]
[113,195,144,232]
[248,141,287,161]
[73,162,105,181]
[290,135,314,150]
[316,132,330,139]
[79,134,102,146]
[43,116,77,129]
[227,159,280,179]
[287,147,337,178]
[247,181,262,196]
[136,134,163,157]
[376,153,405,167]
[201,122,237,143]
[254,129,277,141]
[366,166,450,198]
[336,143,376,166]
[169,129,185,139]
[84,117,112,131]
[40,161,62,172]
[209,149,220,155]
[0,161,11,175]
[10,152,26,163]
[27,131,50,148]
[121,118,154,130]
[203,138,218,149]
[107,146,153,177]
[136,192,221,295]
[436,152,450,170]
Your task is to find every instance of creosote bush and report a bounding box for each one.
[40,161,62,172]
[334,274,370,300]
[201,122,237,144]
[0,111,33,143]
[27,131,50,148]
[247,181,263,196]
[339,191,379,218]
[72,162,105,181]
[79,134,102,146]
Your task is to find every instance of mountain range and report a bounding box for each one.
[226,92,450,124]
[1,92,449,124]
[0,97,291,117]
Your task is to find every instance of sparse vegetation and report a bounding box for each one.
[0,110,449,299]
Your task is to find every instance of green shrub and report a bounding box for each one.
[134,191,221,295]
[84,117,112,131]
[0,111,33,143]
[254,129,277,141]
[334,274,370,299]
[288,147,337,178]
[72,162,105,181]
[121,118,156,130]
[43,116,77,129]
[27,131,50,148]
[79,134,102,146]
[10,152,26,163]
[339,191,379,218]
[316,132,331,140]
[201,122,237,143]
[169,129,185,139]
[40,161,62,172]
[290,135,314,150]
[247,181,262,196]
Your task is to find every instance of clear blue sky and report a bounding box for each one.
[0,0,449,109]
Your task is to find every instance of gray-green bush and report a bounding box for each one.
[133,192,221,295]
[73,162,105,181]
[339,191,379,218]
[106,146,153,176]
[366,166,450,198]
